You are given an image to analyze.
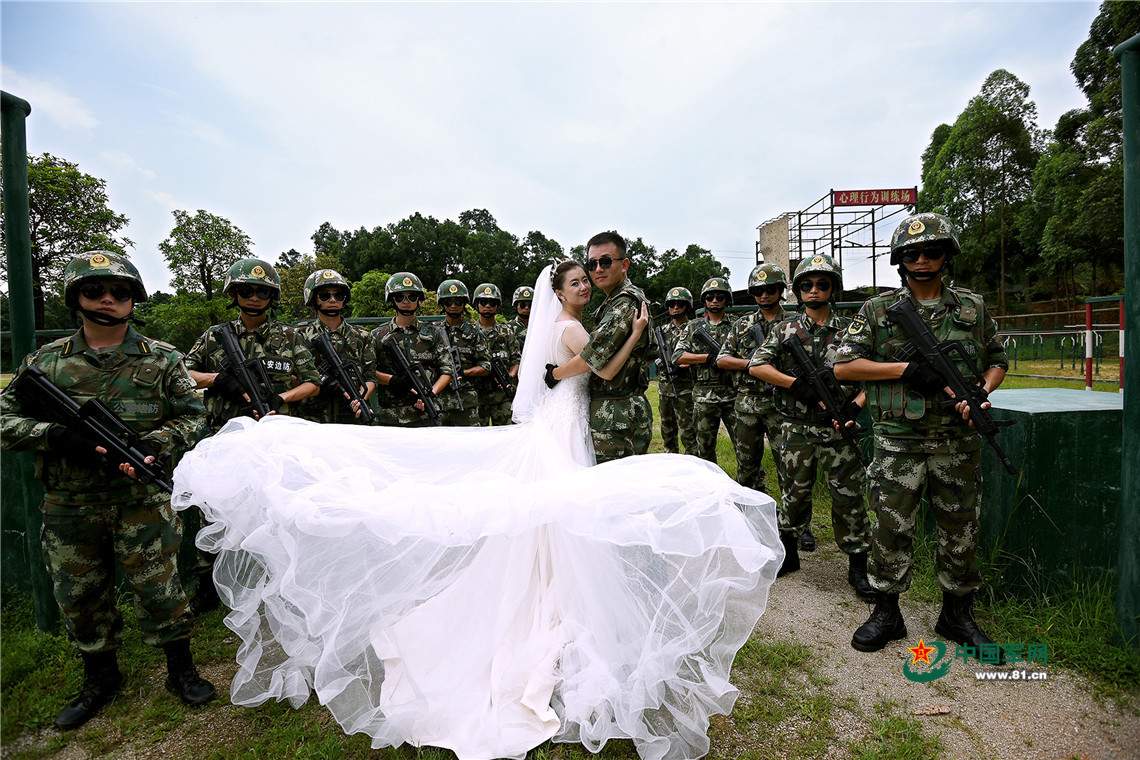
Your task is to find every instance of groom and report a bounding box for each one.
[577,231,654,463]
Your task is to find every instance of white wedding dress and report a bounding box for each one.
[172,267,782,760]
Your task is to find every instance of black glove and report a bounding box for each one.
[839,399,863,425]
[387,374,413,397]
[136,437,165,461]
[788,378,819,403]
[319,375,343,399]
[544,364,560,389]
[902,362,946,394]
[47,425,96,457]
[267,393,286,413]
[212,371,248,403]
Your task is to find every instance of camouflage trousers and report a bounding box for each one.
[659,388,696,455]
[779,424,870,555]
[478,400,514,427]
[762,409,790,501]
[41,492,191,653]
[590,394,652,464]
[867,445,984,595]
[733,396,776,494]
[374,403,437,428]
[693,388,737,465]
[441,407,481,427]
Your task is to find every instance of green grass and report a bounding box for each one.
[849,700,943,760]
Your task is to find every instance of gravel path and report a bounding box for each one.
[757,547,1140,760]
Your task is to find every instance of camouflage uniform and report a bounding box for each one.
[673,314,736,465]
[579,278,653,463]
[832,284,1008,594]
[439,319,489,427]
[508,316,529,355]
[658,318,696,455]
[185,318,321,431]
[718,305,788,494]
[0,327,207,653]
[751,311,871,555]
[475,322,520,426]
[371,318,455,427]
[296,320,377,425]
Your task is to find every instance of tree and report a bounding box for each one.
[276,253,342,322]
[0,152,132,328]
[158,209,253,300]
[920,69,1042,310]
[134,292,230,353]
[650,245,729,306]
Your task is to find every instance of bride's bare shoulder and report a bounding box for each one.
[560,320,590,352]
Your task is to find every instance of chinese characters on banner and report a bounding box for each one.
[833,188,917,206]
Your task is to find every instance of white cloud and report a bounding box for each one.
[100,150,157,181]
[0,66,98,130]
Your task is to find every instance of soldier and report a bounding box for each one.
[672,277,736,466]
[437,279,490,427]
[473,283,521,426]
[185,257,321,613]
[509,285,533,356]
[297,268,377,424]
[749,254,873,601]
[370,272,455,427]
[576,231,653,462]
[716,263,790,496]
[0,252,215,730]
[833,212,1008,655]
[657,286,697,455]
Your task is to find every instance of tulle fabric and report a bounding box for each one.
[171,267,783,760]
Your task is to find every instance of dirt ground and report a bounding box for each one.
[758,547,1140,760]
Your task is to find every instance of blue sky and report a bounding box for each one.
[2,1,1100,293]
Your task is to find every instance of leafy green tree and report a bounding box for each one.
[134,292,230,353]
[0,152,132,328]
[920,69,1042,310]
[349,270,394,318]
[275,253,343,323]
[650,245,730,306]
[158,209,253,300]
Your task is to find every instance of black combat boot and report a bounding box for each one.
[188,573,221,617]
[799,526,816,552]
[777,531,800,577]
[847,552,876,602]
[851,593,907,652]
[163,639,217,705]
[55,651,122,730]
[934,592,1003,663]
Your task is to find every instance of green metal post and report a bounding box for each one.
[1113,35,1140,649]
[1,91,57,632]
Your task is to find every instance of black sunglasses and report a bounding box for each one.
[750,284,784,297]
[798,279,832,293]
[586,255,624,271]
[900,246,947,264]
[315,290,347,303]
[703,292,728,302]
[666,301,689,309]
[78,282,133,302]
[392,293,422,304]
[233,285,275,300]
[475,298,499,308]
[440,297,466,307]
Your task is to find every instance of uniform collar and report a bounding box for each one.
[756,304,786,322]
[797,308,843,332]
[392,317,422,333]
[233,317,276,340]
[594,278,638,318]
[62,326,150,357]
[897,284,961,312]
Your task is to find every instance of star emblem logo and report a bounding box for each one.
[909,639,935,665]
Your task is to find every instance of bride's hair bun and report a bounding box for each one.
[551,259,584,290]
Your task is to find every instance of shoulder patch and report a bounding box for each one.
[848,314,868,336]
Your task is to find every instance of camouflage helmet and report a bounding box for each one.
[700,277,732,301]
[224,258,281,298]
[437,279,470,301]
[748,263,788,293]
[385,272,425,301]
[303,268,351,307]
[792,254,843,294]
[512,285,534,306]
[664,286,694,307]
[63,251,147,306]
[473,283,502,303]
[890,212,961,265]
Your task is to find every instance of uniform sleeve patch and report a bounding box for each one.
[849,314,868,336]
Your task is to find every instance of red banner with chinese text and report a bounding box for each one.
[833,189,916,206]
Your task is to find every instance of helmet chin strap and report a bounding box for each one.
[901,263,944,283]
[317,307,343,318]
[394,305,417,317]
[803,300,830,311]
[78,307,132,326]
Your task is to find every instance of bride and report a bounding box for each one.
[172,261,783,760]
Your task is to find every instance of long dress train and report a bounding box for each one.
[173,295,782,760]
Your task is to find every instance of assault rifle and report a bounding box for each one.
[886,298,1017,475]
[435,326,465,412]
[381,337,442,426]
[487,355,515,398]
[651,309,679,393]
[311,332,375,424]
[781,337,869,468]
[693,324,723,365]
[11,366,173,492]
[213,322,275,418]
